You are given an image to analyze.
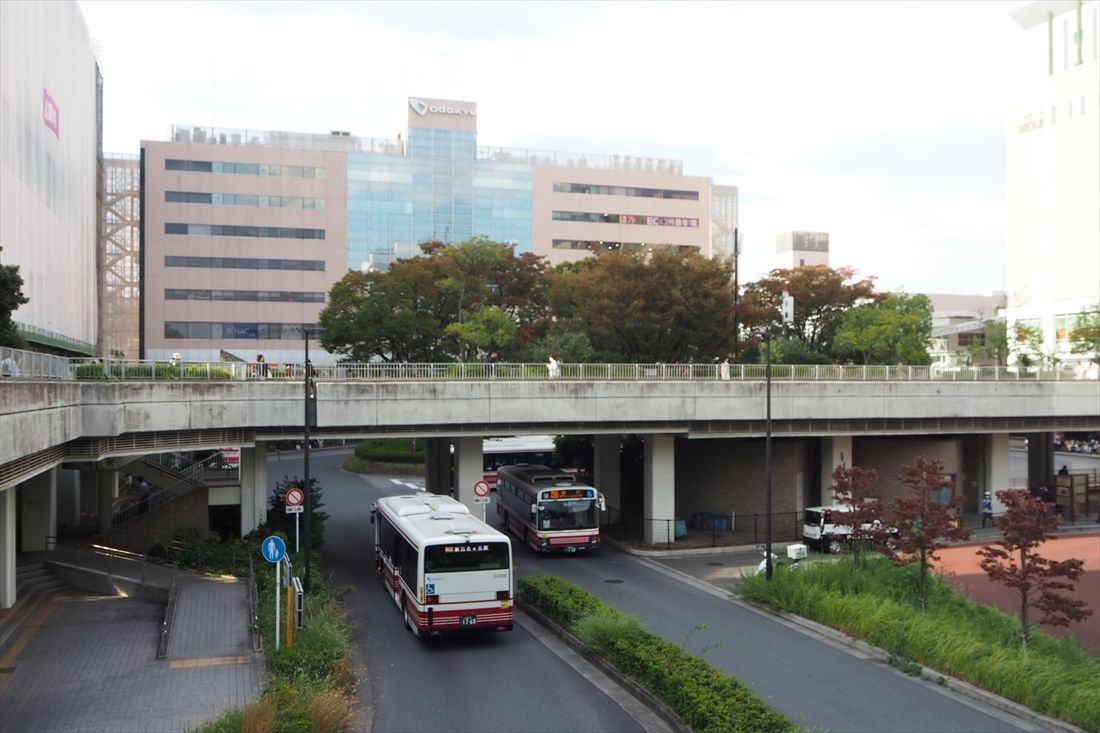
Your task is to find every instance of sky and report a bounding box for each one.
[78,0,1024,295]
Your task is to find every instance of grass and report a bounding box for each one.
[737,556,1100,732]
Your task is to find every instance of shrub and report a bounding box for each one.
[520,575,793,733]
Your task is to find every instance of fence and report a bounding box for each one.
[603,506,804,549]
[40,357,1100,382]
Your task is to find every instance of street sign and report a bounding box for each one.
[473,480,490,498]
[261,535,286,563]
[286,505,304,514]
[285,487,305,507]
[473,496,490,504]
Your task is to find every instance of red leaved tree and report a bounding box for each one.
[828,464,884,568]
[977,488,1092,650]
[888,455,972,611]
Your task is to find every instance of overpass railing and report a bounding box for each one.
[2,342,1096,382]
[51,358,1099,382]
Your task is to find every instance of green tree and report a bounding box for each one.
[0,247,29,348]
[550,249,734,363]
[444,305,519,356]
[833,293,933,365]
[965,319,1009,366]
[1069,304,1100,365]
[1011,321,1053,368]
[740,265,878,360]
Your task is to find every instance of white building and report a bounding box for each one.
[0,1,100,355]
[1005,1,1100,370]
[776,231,829,270]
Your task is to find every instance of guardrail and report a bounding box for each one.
[15,355,1099,382]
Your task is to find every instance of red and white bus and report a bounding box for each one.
[496,464,606,553]
[372,494,513,637]
[481,435,555,489]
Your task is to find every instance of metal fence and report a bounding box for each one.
[5,353,1092,382]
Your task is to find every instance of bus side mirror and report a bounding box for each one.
[598,494,606,512]
[530,503,538,517]
[369,504,376,524]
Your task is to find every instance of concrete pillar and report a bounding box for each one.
[820,435,853,500]
[79,468,98,523]
[20,469,57,552]
[643,434,675,545]
[240,442,268,536]
[97,468,118,534]
[0,487,15,609]
[425,438,453,495]
[1025,432,1054,490]
[593,434,621,517]
[985,433,1011,514]
[454,436,483,511]
[56,468,80,530]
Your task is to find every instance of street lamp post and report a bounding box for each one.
[763,330,773,580]
[302,326,319,592]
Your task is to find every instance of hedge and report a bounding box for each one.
[519,575,792,733]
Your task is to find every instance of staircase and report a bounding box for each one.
[0,563,69,657]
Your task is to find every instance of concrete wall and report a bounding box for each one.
[852,437,962,502]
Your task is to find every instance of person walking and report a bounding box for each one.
[138,476,151,514]
[980,492,994,528]
[488,351,499,379]
[547,354,560,379]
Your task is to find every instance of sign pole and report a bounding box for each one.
[275,556,281,651]
[295,512,300,554]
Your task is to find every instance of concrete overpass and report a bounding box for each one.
[2,359,1098,607]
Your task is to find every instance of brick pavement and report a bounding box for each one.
[0,555,263,733]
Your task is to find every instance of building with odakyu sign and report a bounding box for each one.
[140,97,739,362]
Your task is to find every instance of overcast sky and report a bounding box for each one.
[78,0,1023,295]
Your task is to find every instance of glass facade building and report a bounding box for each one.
[348,127,531,273]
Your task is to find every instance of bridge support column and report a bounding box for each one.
[425,438,452,495]
[20,469,56,552]
[57,469,79,530]
[453,437,483,512]
[594,434,621,517]
[820,435,852,500]
[240,442,268,536]
[97,468,118,534]
[643,435,675,545]
[984,434,1011,513]
[0,488,15,608]
[79,469,98,524]
[1024,432,1055,490]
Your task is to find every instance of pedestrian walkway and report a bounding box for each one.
[0,542,263,733]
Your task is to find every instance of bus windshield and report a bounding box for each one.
[538,499,599,531]
[424,542,510,573]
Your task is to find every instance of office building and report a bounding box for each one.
[141,97,738,362]
[0,0,100,356]
[776,231,829,269]
[1005,1,1100,369]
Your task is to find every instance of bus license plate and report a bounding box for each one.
[460,615,477,626]
[565,547,577,553]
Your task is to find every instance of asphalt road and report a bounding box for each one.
[271,453,1044,733]
[271,452,645,733]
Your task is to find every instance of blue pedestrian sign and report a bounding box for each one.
[261,535,287,564]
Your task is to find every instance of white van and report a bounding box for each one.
[803,504,895,554]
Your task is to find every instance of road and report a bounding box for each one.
[270,452,645,733]
[271,452,1044,733]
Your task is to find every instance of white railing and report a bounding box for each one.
[32,358,1100,382]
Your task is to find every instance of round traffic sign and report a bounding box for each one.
[473,480,490,498]
[285,487,305,507]
[261,535,287,563]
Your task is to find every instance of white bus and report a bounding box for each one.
[371,494,513,637]
[496,464,606,553]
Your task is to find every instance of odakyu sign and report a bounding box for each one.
[408,97,476,117]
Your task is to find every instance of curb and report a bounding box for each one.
[519,603,691,733]
[736,598,1088,733]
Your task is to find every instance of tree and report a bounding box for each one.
[1069,304,1100,366]
[965,319,1009,367]
[1011,321,1054,368]
[977,488,1091,650]
[739,266,878,360]
[550,249,735,363]
[827,464,885,568]
[444,305,519,356]
[833,293,933,365]
[0,246,29,348]
[887,455,971,611]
